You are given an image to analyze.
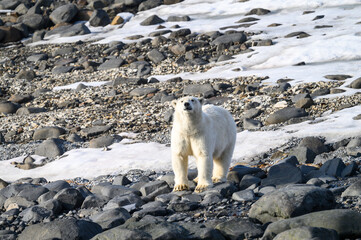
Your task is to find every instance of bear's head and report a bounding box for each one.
[172,96,203,115]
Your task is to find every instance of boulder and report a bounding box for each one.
[89,9,111,27]
[90,208,131,230]
[53,188,84,210]
[35,138,64,158]
[266,107,308,125]
[33,127,66,140]
[140,15,165,26]
[49,4,78,24]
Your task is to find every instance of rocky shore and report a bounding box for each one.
[0,0,361,239]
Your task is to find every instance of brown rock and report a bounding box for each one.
[111,15,124,25]
[0,26,22,43]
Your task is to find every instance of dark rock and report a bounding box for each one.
[236,17,260,23]
[113,77,147,86]
[18,218,102,240]
[249,184,335,224]
[167,16,191,22]
[319,158,346,177]
[98,58,124,70]
[44,180,70,192]
[227,165,263,183]
[289,146,316,164]
[246,8,271,15]
[148,29,172,37]
[239,174,261,190]
[211,33,247,46]
[0,230,16,240]
[263,209,361,240]
[169,28,191,39]
[349,77,361,89]
[138,0,162,11]
[273,226,338,240]
[140,180,168,196]
[284,31,310,38]
[91,227,152,240]
[54,188,84,210]
[300,137,328,154]
[130,87,158,96]
[180,222,225,240]
[89,135,114,148]
[90,9,111,27]
[232,189,256,201]
[80,125,112,138]
[261,162,303,187]
[265,107,308,125]
[52,65,74,74]
[103,193,142,210]
[19,206,52,223]
[90,208,131,230]
[183,84,214,95]
[113,175,132,186]
[295,97,314,108]
[168,202,199,212]
[18,185,48,201]
[0,101,20,114]
[137,64,151,77]
[147,49,165,64]
[202,182,238,197]
[140,15,165,26]
[19,14,45,31]
[133,206,168,219]
[324,74,352,80]
[33,126,66,140]
[49,3,78,24]
[310,88,330,98]
[81,195,108,209]
[45,22,90,38]
[27,53,48,62]
[35,138,64,157]
[341,162,358,177]
[16,69,36,80]
[39,199,62,214]
[32,30,46,42]
[215,218,264,239]
[4,196,35,210]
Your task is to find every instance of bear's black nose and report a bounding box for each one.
[184,102,190,107]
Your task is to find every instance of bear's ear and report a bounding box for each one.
[171,99,177,108]
[198,97,204,105]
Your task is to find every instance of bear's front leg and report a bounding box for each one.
[172,153,189,191]
[195,154,213,193]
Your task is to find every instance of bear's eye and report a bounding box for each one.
[191,99,195,102]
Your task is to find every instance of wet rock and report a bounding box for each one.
[18,218,102,240]
[33,126,66,140]
[263,209,361,240]
[89,9,111,27]
[215,218,264,239]
[265,107,308,125]
[140,15,165,26]
[35,138,64,158]
[50,3,78,24]
[249,185,335,224]
[239,174,261,190]
[90,208,131,230]
[341,161,358,177]
[54,188,84,210]
[89,135,115,148]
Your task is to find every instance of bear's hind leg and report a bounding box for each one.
[212,151,232,183]
[173,154,190,191]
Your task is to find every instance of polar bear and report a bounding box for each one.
[171,96,237,193]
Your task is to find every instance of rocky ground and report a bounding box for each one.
[0,0,361,239]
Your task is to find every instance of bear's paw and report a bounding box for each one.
[173,184,189,191]
[195,184,210,193]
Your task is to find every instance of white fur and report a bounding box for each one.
[171,96,237,192]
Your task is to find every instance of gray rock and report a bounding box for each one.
[167,16,191,22]
[300,137,328,154]
[113,77,147,86]
[20,14,45,31]
[49,3,78,24]
[148,29,172,37]
[273,226,338,240]
[16,107,47,115]
[324,74,352,80]
[91,184,140,199]
[246,8,271,15]
[211,33,247,46]
[35,138,64,158]
[347,147,361,157]
[341,180,361,197]
[103,193,142,210]
[18,218,102,240]
[98,58,124,70]
[291,93,312,103]
[215,218,264,239]
[54,188,84,210]
[16,69,36,80]
[341,161,358,177]
[89,9,111,27]
[201,193,222,205]
[202,182,238,197]
[347,137,361,148]
[227,165,263,183]
[81,195,108,209]
[67,133,84,143]
[261,162,303,187]
[310,88,330,98]
[180,222,225,240]
[147,49,165,64]
[349,77,361,89]
[44,180,70,192]
[263,209,361,240]
[137,64,151,77]
[19,206,52,223]
[284,31,311,38]
[18,185,48,201]
[140,15,165,26]
[138,0,162,11]
[132,206,168,219]
[319,158,346,177]
[90,208,131,230]
[52,65,74,74]
[8,94,32,104]
[242,108,262,119]
[243,118,263,130]
[89,135,114,148]
[266,107,308,125]
[249,184,335,224]
[33,126,66,140]
[0,101,20,114]
[169,28,191,39]
[45,22,90,38]
[232,189,256,202]
[168,201,199,212]
[289,146,316,164]
[295,97,314,108]
[140,180,168,196]
[39,199,62,214]
[80,125,112,138]
[0,230,16,240]
[91,227,152,240]
[169,44,186,55]
[130,87,158,96]
[239,174,261,190]
[113,175,132,186]
[183,84,214,95]
[4,196,35,210]
[0,0,22,9]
